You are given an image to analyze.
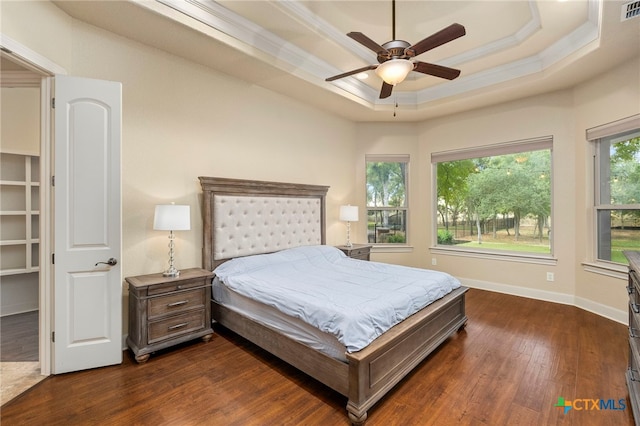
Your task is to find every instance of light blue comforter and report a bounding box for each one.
[214,245,461,352]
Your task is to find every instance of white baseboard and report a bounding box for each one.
[573,295,627,325]
[461,278,627,325]
[0,303,39,317]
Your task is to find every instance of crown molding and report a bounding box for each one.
[153,0,602,111]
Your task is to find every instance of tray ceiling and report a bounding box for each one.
[51,0,640,121]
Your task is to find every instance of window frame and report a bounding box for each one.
[589,115,640,267]
[431,137,555,262]
[365,154,410,246]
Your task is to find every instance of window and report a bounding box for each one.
[366,155,408,244]
[589,115,640,266]
[432,138,553,256]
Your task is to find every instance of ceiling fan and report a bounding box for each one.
[326,0,466,99]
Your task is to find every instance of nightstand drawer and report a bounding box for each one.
[349,247,370,260]
[147,278,206,296]
[126,268,214,363]
[148,309,206,344]
[148,288,205,319]
[336,244,372,261]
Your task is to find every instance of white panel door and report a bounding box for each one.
[53,75,122,374]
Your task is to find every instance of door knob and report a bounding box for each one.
[95,257,118,267]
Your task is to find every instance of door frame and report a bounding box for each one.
[1,33,66,376]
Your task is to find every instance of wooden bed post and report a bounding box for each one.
[201,184,213,271]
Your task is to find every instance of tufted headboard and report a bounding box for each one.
[199,177,329,270]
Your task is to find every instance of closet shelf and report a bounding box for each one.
[0,153,40,278]
[0,267,40,277]
[0,240,28,246]
[0,180,28,186]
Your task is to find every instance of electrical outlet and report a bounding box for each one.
[546,272,554,282]
[431,258,437,266]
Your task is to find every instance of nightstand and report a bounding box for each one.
[335,244,372,261]
[126,268,214,363]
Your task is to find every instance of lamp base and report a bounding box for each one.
[162,267,180,277]
[162,230,180,277]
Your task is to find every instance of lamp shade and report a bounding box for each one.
[339,205,359,222]
[375,59,414,86]
[153,204,191,231]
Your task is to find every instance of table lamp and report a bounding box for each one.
[154,203,191,277]
[339,205,359,248]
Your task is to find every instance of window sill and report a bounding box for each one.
[370,244,414,254]
[429,246,557,266]
[581,261,627,280]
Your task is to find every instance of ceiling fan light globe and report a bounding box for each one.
[375,59,413,86]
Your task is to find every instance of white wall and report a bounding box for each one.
[572,58,640,315]
[64,21,358,278]
[415,89,577,295]
[0,274,39,316]
[0,0,73,69]
[353,59,638,323]
[65,21,360,337]
[2,1,357,332]
[1,87,40,155]
[350,91,580,303]
[354,122,421,266]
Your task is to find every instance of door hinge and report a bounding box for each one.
[51,332,55,342]
[52,253,55,264]
[51,97,55,108]
[51,175,55,186]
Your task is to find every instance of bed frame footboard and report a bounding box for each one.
[345,286,467,425]
[211,286,467,425]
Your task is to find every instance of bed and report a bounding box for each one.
[199,176,468,425]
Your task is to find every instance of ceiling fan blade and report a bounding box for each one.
[405,23,466,57]
[325,64,378,82]
[380,82,393,99]
[413,61,461,80]
[347,32,389,55]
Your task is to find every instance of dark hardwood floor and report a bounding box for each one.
[1,289,633,425]
[0,311,38,361]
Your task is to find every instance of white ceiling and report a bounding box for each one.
[52,0,640,121]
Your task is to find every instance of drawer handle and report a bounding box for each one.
[633,303,640,314]
[630,368,640,382]
[168,322,189,331]
[629,285,635,295]
[631,328,640,338]
[167,300,188,307]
